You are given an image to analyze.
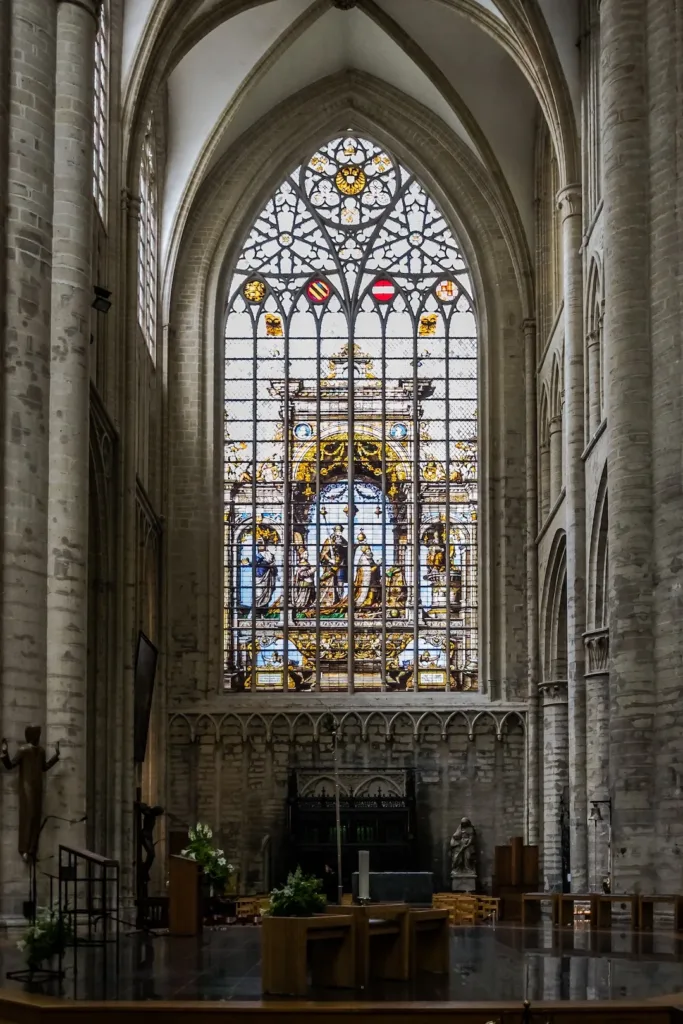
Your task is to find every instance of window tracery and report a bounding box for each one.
[137,117,158,358]
[92,0,109,222]
[224,137,478,693]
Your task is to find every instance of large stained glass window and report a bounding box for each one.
[224,137,478,693]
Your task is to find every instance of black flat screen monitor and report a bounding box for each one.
[134,631,158,763]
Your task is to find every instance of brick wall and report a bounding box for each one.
[167,712,526,893]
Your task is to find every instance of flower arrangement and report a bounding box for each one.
[268,866,327,917]
[180,823,235,894]
[17,906,72,971]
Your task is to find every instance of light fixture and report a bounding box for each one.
[589,798,612,822]
[92,285,112,314]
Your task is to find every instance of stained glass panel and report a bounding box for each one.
[224,137,478,693]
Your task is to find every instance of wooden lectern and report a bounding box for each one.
[169,855,203,936]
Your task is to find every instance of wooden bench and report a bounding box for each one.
[637,894,683,932]
[261,914,355,996]
[588,893,640,931]
[521,891,559,926]
[329,903,410,988]
[409,908,449,976]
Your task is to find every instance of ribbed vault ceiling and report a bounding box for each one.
[122,0,579,266]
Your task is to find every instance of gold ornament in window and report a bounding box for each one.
[373,153,392,173]
[419,313,438,336]
[310,153,328,173]
[265,313,284,337]
[244,280,266,303]
[336,165,366,195]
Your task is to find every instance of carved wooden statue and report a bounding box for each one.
[1,726,60,862]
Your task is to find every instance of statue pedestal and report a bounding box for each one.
[451,871,477,893]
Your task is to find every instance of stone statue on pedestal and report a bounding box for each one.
[1,726,60,862]
[449,816,477,892]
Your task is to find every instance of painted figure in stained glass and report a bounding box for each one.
[253,542,277,613]
[292,554,316,612]
[319,525,348,608]
[353,540,382,614]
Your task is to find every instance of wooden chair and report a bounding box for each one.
[451,897,477,926]
[235,896,261,922]
[475,896,500,923]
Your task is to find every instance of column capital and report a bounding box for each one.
[556,184,582,222]
[584,628,609,675]
[539,679,568,704]
[56,0,100,18]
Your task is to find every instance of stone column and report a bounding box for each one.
[548,416,562,505]
[646,0,683,897]
[0,0,8,345]
[584,629,610,890]
[541,680,569,892]
[0,0,57,920]
[524,319,540,845]
[45,0,98,848]
[586,329,602,436]
[558,184,587,893]
[601,0,655,890]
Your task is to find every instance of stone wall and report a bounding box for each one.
[166,708,527,892]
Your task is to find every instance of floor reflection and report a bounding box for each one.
[1,923,683,1003]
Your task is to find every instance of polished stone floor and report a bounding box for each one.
[2,923,683,1002]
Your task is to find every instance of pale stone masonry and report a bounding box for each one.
[1,0,682,919]
[1,0,57,919]
[45,0,98,857]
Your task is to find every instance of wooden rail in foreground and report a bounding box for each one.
[0,990,682,1024]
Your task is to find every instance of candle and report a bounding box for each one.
[358,850,370,901]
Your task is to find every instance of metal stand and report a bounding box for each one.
[58,845,120,976]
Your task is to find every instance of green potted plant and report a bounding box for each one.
[17,906,72,973]
[267,866,327,917]
[180,823,235,897]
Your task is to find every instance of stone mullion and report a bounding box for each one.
[584,630,610,890]
[540,680,569,892]
[45,0,98,854]
[601,0,655,891]
[1,0,58,921]
[558,185,587,893]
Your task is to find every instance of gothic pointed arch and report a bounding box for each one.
[541,530,567,683]
[223,134,478,694]
[165,76,530,700]
[588,467,608,631]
